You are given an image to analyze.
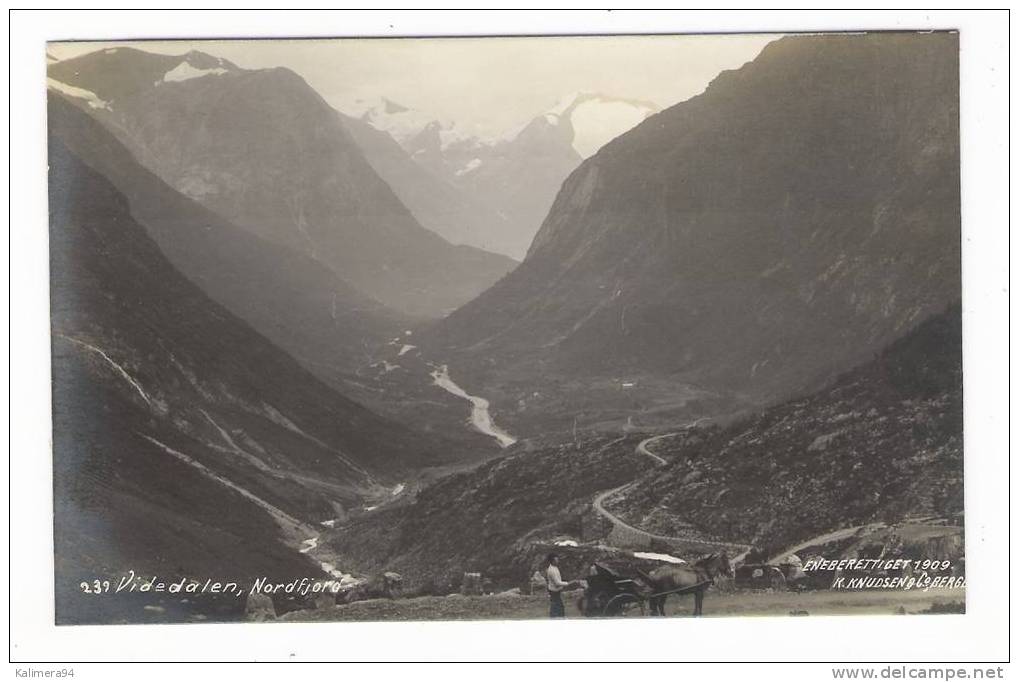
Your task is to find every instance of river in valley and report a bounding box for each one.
[430,364,517,448]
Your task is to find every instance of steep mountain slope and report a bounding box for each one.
[426,33,960,429]
[49,135,453,622]
[609,302,963,552]
[324,434,647,592]
[48,48,516,318]
[325,304,962,592]
[48,91,405,383]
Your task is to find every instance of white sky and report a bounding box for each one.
[50,34,779,137]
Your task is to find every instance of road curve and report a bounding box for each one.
[635,434,673,466]
[635,417,712,466]
[592,482,636,525]
[592,419,750,555]
[765,524,882,564]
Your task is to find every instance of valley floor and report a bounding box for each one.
[279,587,963,623]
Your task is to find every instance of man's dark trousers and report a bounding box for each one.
[548,590,565,618]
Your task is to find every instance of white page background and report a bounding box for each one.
[6,8,1011,672]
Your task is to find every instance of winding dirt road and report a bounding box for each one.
[592,420,750,554]
[765,525,870,564]
[634,432,674,465]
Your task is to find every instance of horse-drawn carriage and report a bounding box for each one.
[578,553,731,617]
[578,563,652,617]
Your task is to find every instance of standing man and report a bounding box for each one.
[545,553,578,618]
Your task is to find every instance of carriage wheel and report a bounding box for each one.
[604,593,643,617]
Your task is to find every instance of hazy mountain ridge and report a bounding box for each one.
[342,92,658,259]
[48,92,407,384]
[49,54,513,461]
[426,33,960,431]
[340,111,515,258]
[425,111,582,260]
[48,48,516,318]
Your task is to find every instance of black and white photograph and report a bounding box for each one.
[8,8,1011,669]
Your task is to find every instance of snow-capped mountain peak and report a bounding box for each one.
[338,96,476,150]
[543,92,661,157]
[47,77,111,110]
[162,61,229,83]
[338,91,658,159]
[48,48,240,104]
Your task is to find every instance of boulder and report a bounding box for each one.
[244,592,276,622]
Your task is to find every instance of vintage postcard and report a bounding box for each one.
[46,31,963,626]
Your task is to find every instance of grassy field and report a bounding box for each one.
[279,587,964,622]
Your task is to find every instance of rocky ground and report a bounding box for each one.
[277,587,964,622]
[318,306,962,596]
[610,304,963,553]
[321,434,650,593]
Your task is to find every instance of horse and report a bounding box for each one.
[636,552,733,617]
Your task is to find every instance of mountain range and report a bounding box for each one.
[48,48,516,318]
[48,80,504,456]
[343,93,659,259]
[48,92,406,383]
[46,33,963,621]
[423,33,960,436]
[339,111,514,261]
